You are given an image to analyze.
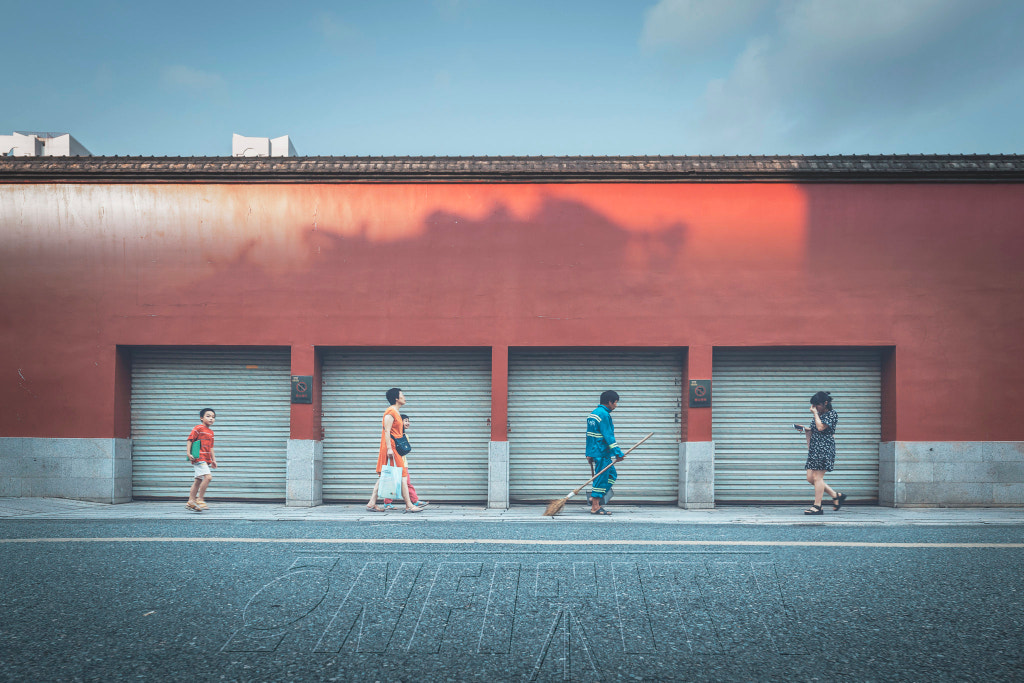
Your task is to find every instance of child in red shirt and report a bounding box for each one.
[186,408,217,511]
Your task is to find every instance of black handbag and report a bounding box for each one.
[392,434,412,456]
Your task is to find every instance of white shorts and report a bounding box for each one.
[193,462,212,478]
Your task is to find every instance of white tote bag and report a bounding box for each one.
[377,464,403,500]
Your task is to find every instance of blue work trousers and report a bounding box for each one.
[590,456,617,499]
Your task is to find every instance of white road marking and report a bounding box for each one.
[0,537,1021,548]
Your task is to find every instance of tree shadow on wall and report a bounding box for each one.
[166,195,689,325]
[295,195,690,321]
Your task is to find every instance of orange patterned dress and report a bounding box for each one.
[376,405,408,477]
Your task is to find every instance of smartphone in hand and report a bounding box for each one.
[794,423,805,432]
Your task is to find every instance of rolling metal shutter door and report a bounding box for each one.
[321,349,491,503]
[508,350,682,503]
[712,348,881,503]
[131,349,290,500]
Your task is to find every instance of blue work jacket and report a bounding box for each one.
[586,404,624,460]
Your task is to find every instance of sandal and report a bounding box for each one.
[196,501,209,510]
[804,504,823,515]
[413,500,429,507]
[832,492,847,511]
[185,500,200,511]
[365,505,386,512]
[591,507,612,516]
[404,505,424,513]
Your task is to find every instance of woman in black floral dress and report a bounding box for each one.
[798,391,846,515]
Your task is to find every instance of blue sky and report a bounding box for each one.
[3,0,1023,156]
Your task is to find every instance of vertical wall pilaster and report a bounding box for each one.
[288,345,322,507]
[489,345,509,509]
[680,345,715,508]
[287,440,323,507]
[687,345,713,442]
[879,441,896,506]
[679,442,715,509]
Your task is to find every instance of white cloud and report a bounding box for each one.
[640,0,771,52]
[777,0,969,63]
[315,12,358,43]
[161,65,225,91]
[675,0,1015,152]
[434,0,471,19]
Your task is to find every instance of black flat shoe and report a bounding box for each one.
[832,492,847,511]
[804,504,823,515]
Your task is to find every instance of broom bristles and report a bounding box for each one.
[543,497,567,516]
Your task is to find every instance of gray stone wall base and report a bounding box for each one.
[488,441,510,509]
[286,439,323,507]
[880,441,1024,507]
[0,437,132,504]
[879,442,896,506]
[680,441,715,509]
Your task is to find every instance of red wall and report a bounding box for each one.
[1,182,1022,441]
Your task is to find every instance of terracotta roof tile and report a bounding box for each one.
[0,154,1022,183]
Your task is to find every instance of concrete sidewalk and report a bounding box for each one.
[1,497,1023,524]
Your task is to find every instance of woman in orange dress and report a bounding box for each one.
[366,387,423,512]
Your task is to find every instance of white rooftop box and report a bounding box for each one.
[1,132,91,156]
[232,134,297,157]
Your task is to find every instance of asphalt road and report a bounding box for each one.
[1,520,1022,682]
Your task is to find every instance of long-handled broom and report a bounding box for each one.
[542,432,654,516]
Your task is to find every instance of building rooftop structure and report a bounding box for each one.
[0,132,91,157]
[231,134,297,157]
[1,154,1022,183]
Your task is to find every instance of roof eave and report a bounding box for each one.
[1,155,1023,183]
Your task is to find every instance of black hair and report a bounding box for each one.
[400,413,409,420]
[600,390,620,406]
[386,388,402,405]
[809,391,832,409]
[199,408,216,418]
